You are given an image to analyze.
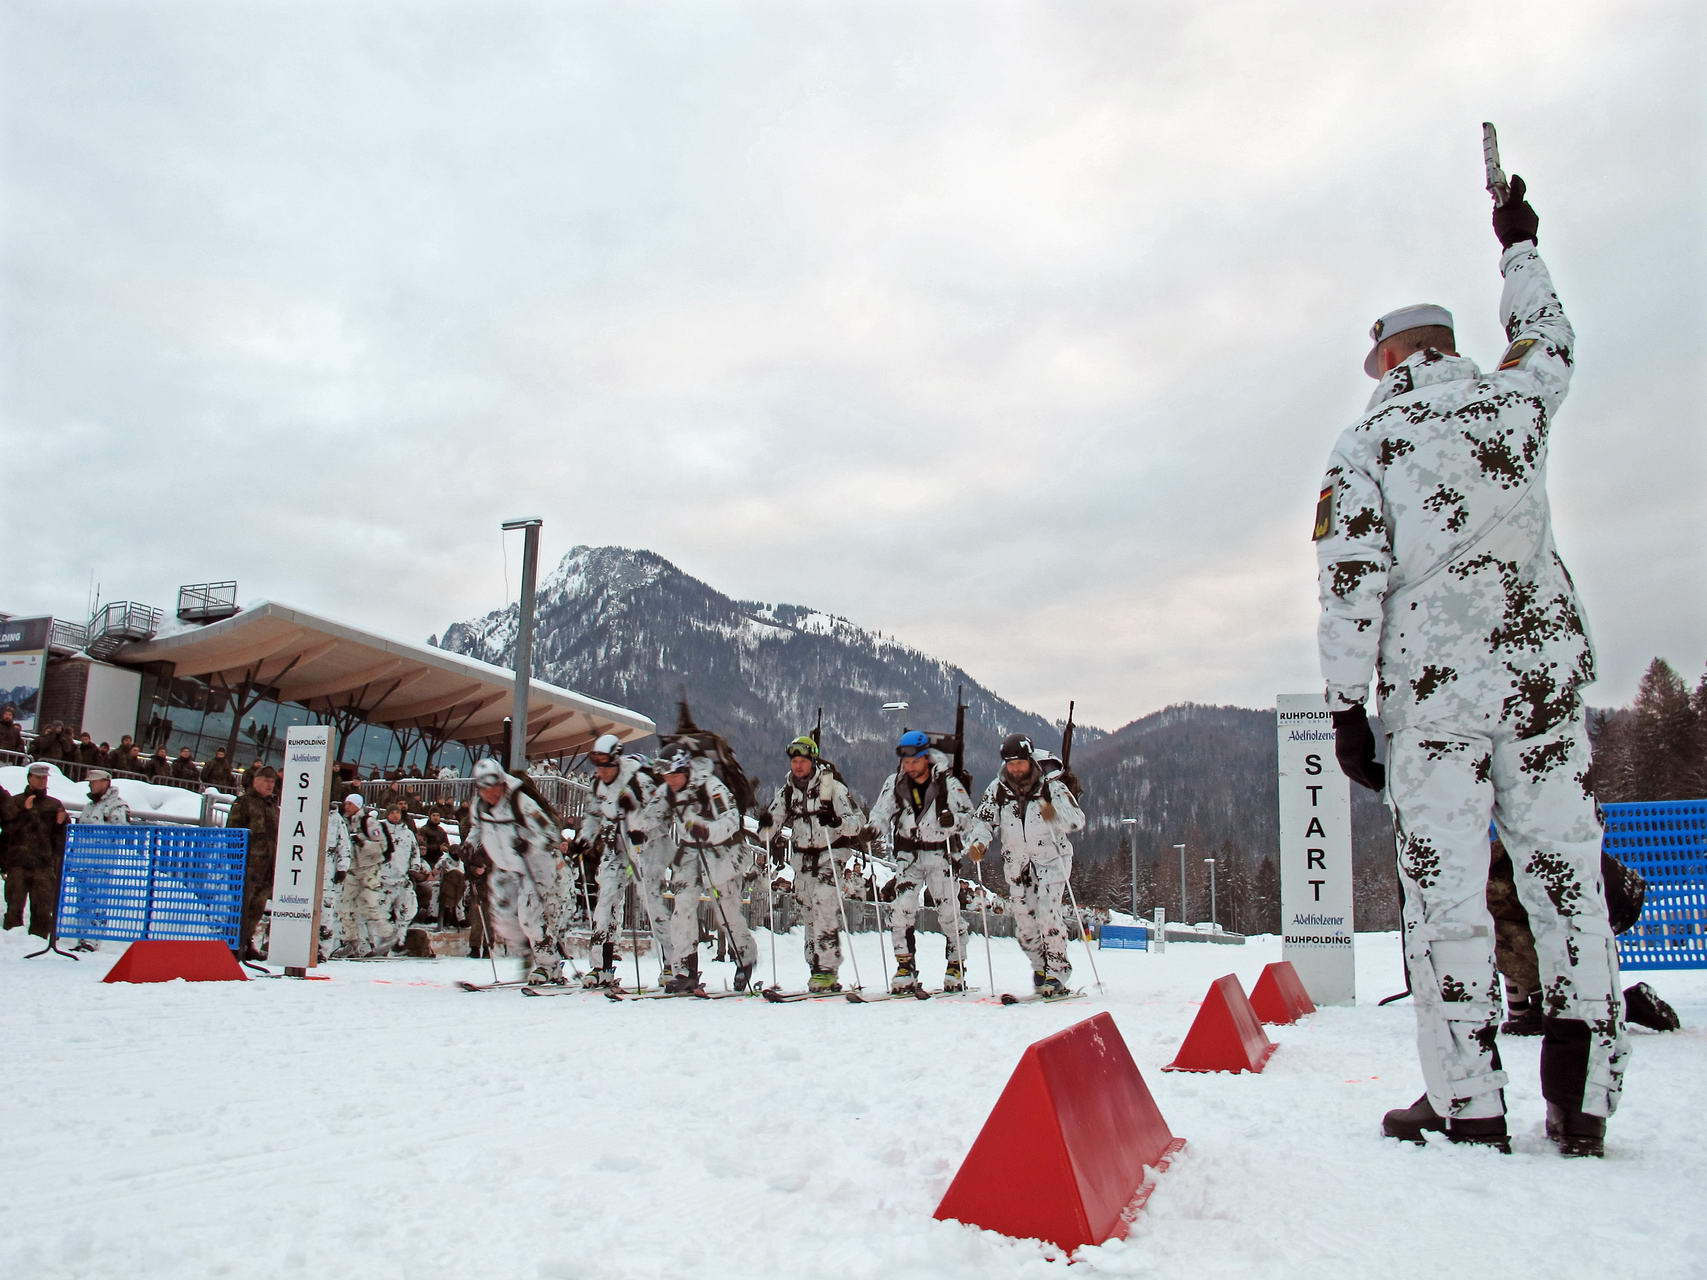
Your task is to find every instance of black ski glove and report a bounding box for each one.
[1330,705,1385,792]
[1493,174,1539,248]
[333,869,347,885]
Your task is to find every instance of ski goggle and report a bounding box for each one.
[589,752,620,768]
[895,744,931,759]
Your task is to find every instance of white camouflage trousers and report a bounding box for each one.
[791,852,844,974]
[1388,710,1628,1120]
[487,845,568,961]
[667,844,757,974]
[588,852,668,970]
[336,866,387,956]
[890,855,966,967]
[1008,856,1073,982]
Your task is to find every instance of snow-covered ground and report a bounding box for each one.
[3,926,1701,1280]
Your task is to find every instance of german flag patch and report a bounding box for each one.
[1497,337,1538,371]
[1312,485,1335,541]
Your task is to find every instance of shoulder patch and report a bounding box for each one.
[1497,337,1538,371]
[1312,484,1335,541]
[712,792,731,815]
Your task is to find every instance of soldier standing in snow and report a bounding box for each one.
[379,803,420,953]
[1314,175,1626,1157]
[320,798,353,959]
[647,749,756,993]
[225,765,279,959]
[333,794,391,957]
[79,769,132,825]
[2,763,68,937]
[868,730,976,993]
[757,735,866,993]
[574,734,670,989]
[464,757,564,982]
[970,734,1084,997]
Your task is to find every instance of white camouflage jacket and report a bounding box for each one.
[1315,242,1592,737]
[468,775,558,875]
[973,764,1084,883]
[643,758,742,859]
[868,749,976,861]
[578,755,669,859]
[759,762,866,865]
[78,788,132,824]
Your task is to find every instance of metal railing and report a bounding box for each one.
[354,772,594,821]
[177,581,240,623]
[86,600,163,658]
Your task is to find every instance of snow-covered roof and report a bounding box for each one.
[109,600,654,758]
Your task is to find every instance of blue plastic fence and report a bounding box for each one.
[57,824,250,948]
[1097,924,1150,951]
[1604,799,1707,972]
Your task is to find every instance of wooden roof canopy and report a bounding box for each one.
[113,601,654,759]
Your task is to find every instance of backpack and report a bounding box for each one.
[1035,752,1085,801]
[659,702,758,816]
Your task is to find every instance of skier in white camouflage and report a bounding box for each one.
[465,757,566,983]
[756,735,867,993]
[574,733,671,989]
[333,794,390,957]
[320,798,352,960]
[645,749,756,993]
[970,734,1084,998]
[378,803,420,953]
[868,730,976,993]
[1314,173,1626,1157]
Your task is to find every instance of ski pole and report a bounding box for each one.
[693,843,747,988]
[472,891,499,984]
[971,857,996,994]
[828,848,863,993]
[865,854,894,991]
[765,852,780,990]
[619,841,667,991]
[1062,872,1104,994]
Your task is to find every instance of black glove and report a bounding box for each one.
[333,869,347,885]
[816,805,837,825]
[769,833,788,856]
[1330,704,1386,792]
[1493,174,1539,249]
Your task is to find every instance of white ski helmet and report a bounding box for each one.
[472,758,507,785]
[590,733,624,761]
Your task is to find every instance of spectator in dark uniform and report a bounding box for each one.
[145,746,172,781]
[201,748,236,791]
[225,766,280,959]
[0,706,25,756]
[170,747,201,785]
[2,762,69,937]
[76,732,104,767]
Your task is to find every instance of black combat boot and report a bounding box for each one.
[1381,1096,1510,1153]
[1545,1103,1606,1158]
[1623,982,1680,1032]
[1540,1017,1606,1157]
[733,958,755,993]
[664,956,701,994]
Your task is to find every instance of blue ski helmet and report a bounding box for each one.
[895,730,931,758]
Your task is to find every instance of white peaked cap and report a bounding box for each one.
[1365,303,1454,377]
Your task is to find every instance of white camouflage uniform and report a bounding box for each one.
[760,762,866,978]
[973,761,1084,983]
[868,749,976,972]
[645,758,755,977]
[466,770,564,964]
[378,817,420,952]
[337,807,392,957]
[577,755,671,974]
[78,787,132,825]
[321,808,352,955]
[1315,241,1626,1121]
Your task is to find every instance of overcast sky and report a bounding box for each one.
[4,1,1703,731]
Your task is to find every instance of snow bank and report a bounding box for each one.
[1,928,1700,1280]
[0,763,215,821]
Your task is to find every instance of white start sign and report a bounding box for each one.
[1275,695,1356,1005]
[266,725,334,970]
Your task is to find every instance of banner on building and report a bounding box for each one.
[0,616,52,733]
[266,725,334,969]
[1275,695,1356,1005]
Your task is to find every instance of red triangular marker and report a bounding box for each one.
[1250,961,1316,1025]
[1163,974,1276,1073]
[934,1012,1186,1252]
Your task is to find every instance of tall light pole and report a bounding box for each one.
[1173,842,1187,923]
[501,517,542,774]
[1203,857,1218,932]
[1122,818,1139,920]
